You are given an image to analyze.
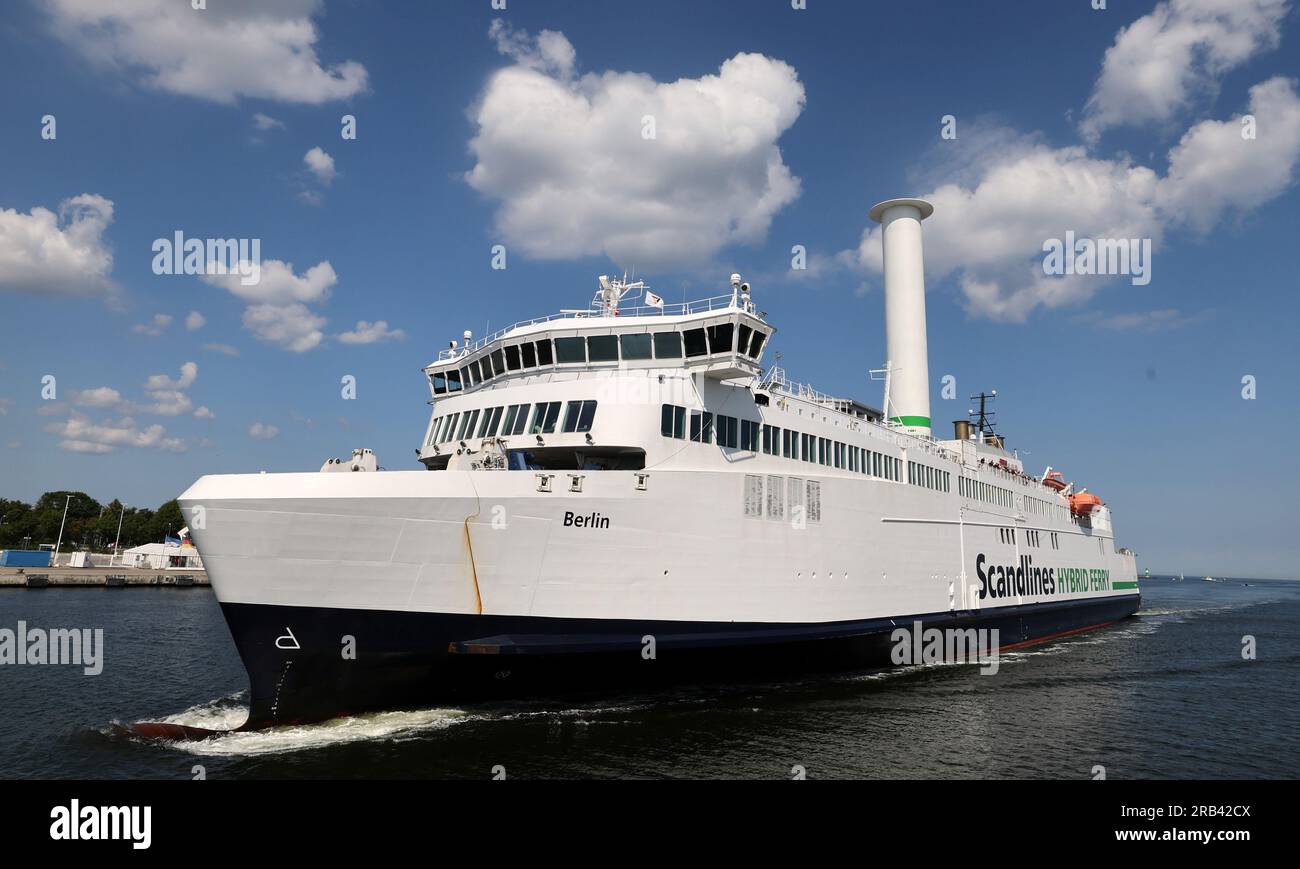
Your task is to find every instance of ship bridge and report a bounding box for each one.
[423,275,773,397]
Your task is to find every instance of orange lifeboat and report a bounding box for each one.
[1069,492,1103,515]
[1043,470,1067,492]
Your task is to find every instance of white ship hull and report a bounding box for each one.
[180,466,1138,726]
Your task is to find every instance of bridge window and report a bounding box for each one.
[478,357,493,381]
[446,369,462,392]
[661,404,685,439]
[555,337,586,364]
[749,330,768,359]
[491,349,505,375]
[588,335,618,362]
[504,345,521,371]
[738,324,753,357]
[535,339,554,366]
[653,331,683,358]
[431,371,448,394]
[707,323,734,355]
[465,364,479,387]
[529,401,562,434]
[683,328,708,358]
[521,342,537,368]
[562,400,597,433]
[621,333,652,360]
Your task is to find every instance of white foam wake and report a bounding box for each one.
[146,696,470,757]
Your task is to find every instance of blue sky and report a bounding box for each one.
[1,0,1298,577]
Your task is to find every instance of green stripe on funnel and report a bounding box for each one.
[890,415,931,427]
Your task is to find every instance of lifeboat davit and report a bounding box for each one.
[1043,470,1067,491]
[1069,492,1103,515]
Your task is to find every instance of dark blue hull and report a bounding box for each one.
[219,594,1140,728]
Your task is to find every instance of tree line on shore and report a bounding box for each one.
[0,492,184,553]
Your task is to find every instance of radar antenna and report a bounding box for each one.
[968,390,999,438]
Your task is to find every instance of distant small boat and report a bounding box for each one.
[1203,576,1215,582]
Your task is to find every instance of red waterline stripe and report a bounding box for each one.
[994,620,1121,653]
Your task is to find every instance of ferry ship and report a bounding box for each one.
[177,199,1140,729]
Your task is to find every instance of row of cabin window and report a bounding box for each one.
[761,421,903,481]
[659,405,760,450]
[430,325,769,395]
[661,404,905,481]
[956,475,1013,508]
[429,400,597,445]
[1000,528,1061,550]
[743,475,822,523]
[907,461,951,493]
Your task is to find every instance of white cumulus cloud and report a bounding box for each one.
[248,421,279,440]
[201,258,336,305]
[0,194,114,296]
[48,412,185,454]
[304,146,336,185]
[242,303,327,353]
[132,313,173,336]
[338,320,405,344]
[185,310,206,331]
[466,22,805,267]
[46,0,369,105]
[1081,0,1289,141]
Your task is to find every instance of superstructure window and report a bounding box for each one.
[521,343,537,368]
[683,328,708,358]
[587,335,618,362]
[620,333,653,360]
[554,337,586,364]
[741,419,760,452]
[529,401,561,434]
[456,410,479,441]
[504,346,521,371]
[716,415,738,449]
[535,339,553,366]
[744,475,764,518]
[690,410,713,443]
[480,406,504,437]
[562,400,597,433]
[661,404,686,439]
[706,323,734,355]
[502,403,529,436]
[653,332,683,359]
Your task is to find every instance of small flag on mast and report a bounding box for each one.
[644,290,664,309]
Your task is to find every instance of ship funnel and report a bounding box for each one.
[869,198,934,437]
